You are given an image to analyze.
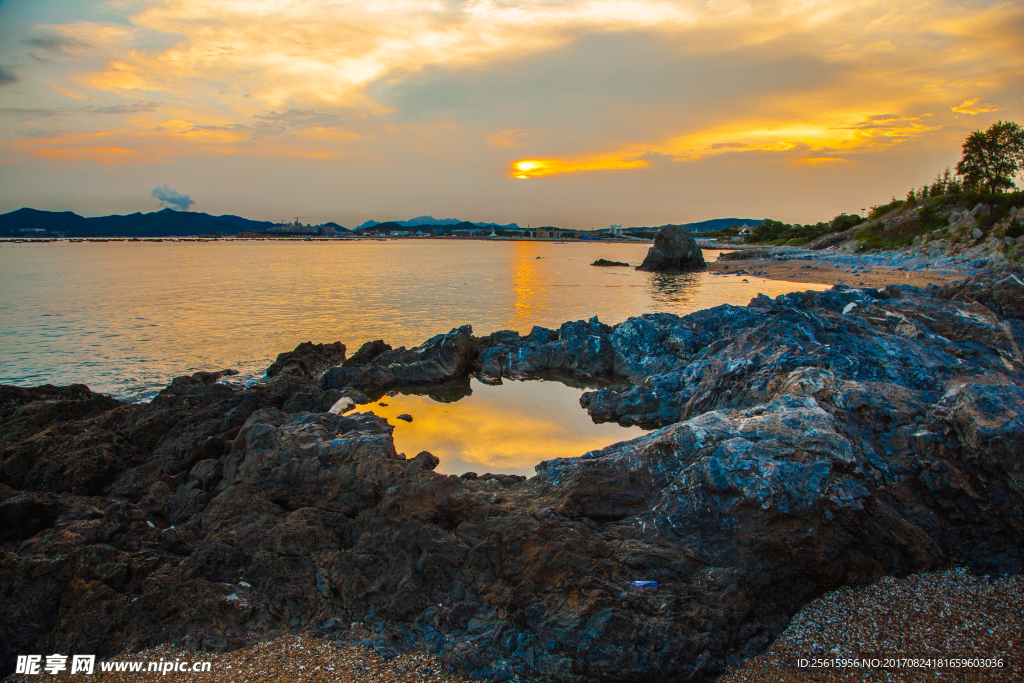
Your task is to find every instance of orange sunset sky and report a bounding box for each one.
[0,0,1021,228]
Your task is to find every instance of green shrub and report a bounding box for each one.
[1007,218,1023,239]
[869,198,905,220]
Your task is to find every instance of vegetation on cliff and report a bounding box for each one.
[726,121,1024,256]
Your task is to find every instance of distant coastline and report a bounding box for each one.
[0,206,760,240]
[0,234,656,245]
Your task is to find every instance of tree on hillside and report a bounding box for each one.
[955,120,1024,195]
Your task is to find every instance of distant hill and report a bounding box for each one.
[0,208,275,237]
[358,220,490,235]
[626,218,766,234]
[358,215,522,230]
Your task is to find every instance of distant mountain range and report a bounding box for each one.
[1,207,764,238]
[358,215,522,230]
[0,208,279,238]
[627,218,766,233]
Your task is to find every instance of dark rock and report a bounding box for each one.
[2,268,1024,682]
[266,341,347,378]
[343,339,392,368]
[220,409,403,516]
[406,451,440,476]
[0,384,118,426]
[719,247,775,261]
[396,414,413,422]
[0,488,63,543]
[188,459,223,492]
[322,326,477,391]
[636,225,706,272]
[592,259,630,267]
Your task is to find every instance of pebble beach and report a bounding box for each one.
[718,568,1023,683]
[5,569,1019,682]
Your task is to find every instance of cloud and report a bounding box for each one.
[15,130,63,140]
[0,108,62,120]
[0,66,18,86]
[1,0,1022,224]
[511,156,649,179]
[183,108,349,146]
[951,98,1002,115]
[151,184,195,210]
[486,129,552,148]
[23,35,92,54]
[509,111,942,179]
[87,102,160,115]
[0,102,159,121]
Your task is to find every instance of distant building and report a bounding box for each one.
[528,227,567,238]
[609,224,623,236]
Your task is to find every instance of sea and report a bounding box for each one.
[1,239,827,475]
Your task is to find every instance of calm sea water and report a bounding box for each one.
[1,239,827,474]
[1,239,826,399]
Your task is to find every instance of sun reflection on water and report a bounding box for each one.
[0,240,829,400]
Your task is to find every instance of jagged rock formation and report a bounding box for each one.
[636,225,706,272]
[2,268,1023,681]
[266,341,347,378]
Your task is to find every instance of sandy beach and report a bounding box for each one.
[706,257,964,289]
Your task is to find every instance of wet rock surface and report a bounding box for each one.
[2,268,1024,681]
[636,225,706,272]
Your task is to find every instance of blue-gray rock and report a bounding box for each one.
[2,267,1024,682]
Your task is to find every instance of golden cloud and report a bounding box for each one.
[951,98,1003,115]
[4,0,1021,173]
[510,156,648,179]
[6,112,355,165]
[511,112,940,178]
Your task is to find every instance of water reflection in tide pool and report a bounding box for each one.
[364,377,649,477]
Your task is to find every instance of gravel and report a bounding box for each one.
[6,570,1020,682]
[4,635,473,683]
[717,568,1023,682]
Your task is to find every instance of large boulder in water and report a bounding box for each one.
[636,225,705,272]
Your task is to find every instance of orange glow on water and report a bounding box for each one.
[0,240,828,400]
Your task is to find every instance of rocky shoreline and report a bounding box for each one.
[2,266,1023,681]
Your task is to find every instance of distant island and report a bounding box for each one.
[0,207,765,240]
[0,207,277,239]
[357,215,523,230]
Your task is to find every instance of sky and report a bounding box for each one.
[0,0,1021,229]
